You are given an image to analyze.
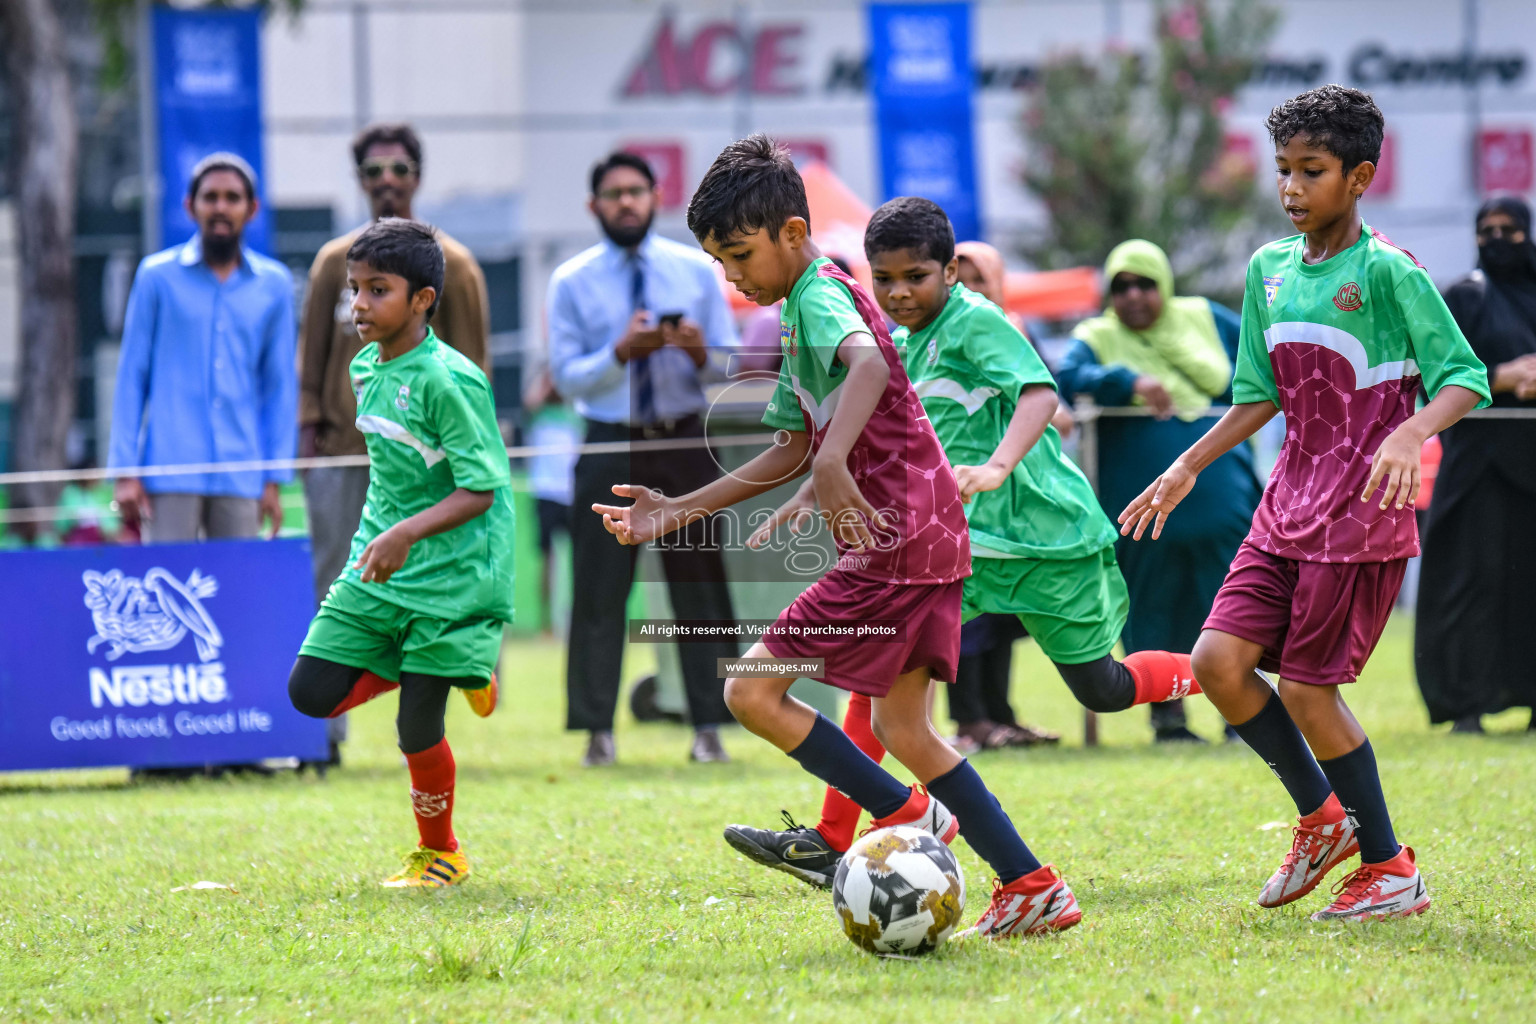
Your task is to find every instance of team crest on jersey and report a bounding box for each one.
[1262,275,1285,306]
[781,322,798,356]
[394,385,411,411]
[1333,283,1363,312]
[352,377,365,403]
[927,338,938,365]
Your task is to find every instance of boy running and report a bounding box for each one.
[724,197,1200,886]
[1121,85,1490,921]
[593,136,1080,938]
[288,219,515,888]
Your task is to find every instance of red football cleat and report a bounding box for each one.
[1257,792,1360,908]
[1311,845,1430,922]
[868,785,959,844]
[963,865,1082,938]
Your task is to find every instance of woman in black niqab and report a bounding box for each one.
[1414,195,1536,732]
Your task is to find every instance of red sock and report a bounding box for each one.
[1123,650,1200,704]
[327,671,399,717]
[404,738,457,852]
[815,692,886,852]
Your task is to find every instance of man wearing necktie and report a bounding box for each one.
[546,151,740,766]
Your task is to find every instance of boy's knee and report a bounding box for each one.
[1056,659,1133,713]
[723,676,766,723]
[287,663,334,719]
[1191,637,1245,695]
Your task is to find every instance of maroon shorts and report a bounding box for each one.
[761,571,962,696]
[1204,543,1407,686]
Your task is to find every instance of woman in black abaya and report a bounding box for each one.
[1415,195,1536,732]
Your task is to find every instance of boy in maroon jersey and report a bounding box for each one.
[593,135,1080,939]
[1122,86,1489,921]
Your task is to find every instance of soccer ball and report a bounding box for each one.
[831,825,966,955]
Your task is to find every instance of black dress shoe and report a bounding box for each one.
[1450,715,1484,734]
[582,730,616,767]
[1154,725,1208,745]
[689,729,730,763]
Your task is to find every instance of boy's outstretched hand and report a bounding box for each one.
[812,458,888,551]
[747,480,817,549]
[1118,461,1198,541]
[356,524,414,583]
[592,484,677,546]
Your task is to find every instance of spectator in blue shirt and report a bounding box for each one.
[546,150,740,767]
[109,153,297,543]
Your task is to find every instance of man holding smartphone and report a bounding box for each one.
[546,150,741,767]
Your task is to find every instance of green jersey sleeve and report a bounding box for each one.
[1232,256,1280,405]
[799,276,872,375]
[761,365,806,431]
[1392,265,1493,407]
[429,372,512,492]
[961,305,1055,401]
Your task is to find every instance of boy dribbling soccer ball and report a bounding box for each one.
[1122,85,1491,921]
[288,218,515,888]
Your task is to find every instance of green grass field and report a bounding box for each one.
[2,616,1532,1023]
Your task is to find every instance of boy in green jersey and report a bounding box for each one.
[723,197,1201,886]
[1122,86,1489,921]
[288,219,515,888]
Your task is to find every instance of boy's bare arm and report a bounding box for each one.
[812,332,890,550]
[1361,383,1482,511]
[1120,400,1278,541]
[357,487,495,583]
[954,383,1057,502]
[593,431,813,546]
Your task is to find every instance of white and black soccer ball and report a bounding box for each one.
[831,825,966,955]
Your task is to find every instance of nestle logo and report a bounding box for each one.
[1333,283,1363,311]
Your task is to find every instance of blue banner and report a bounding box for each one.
[0,540,326,771]
[868,2,981,243]
[152,5,271,254]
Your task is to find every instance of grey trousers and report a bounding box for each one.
[144,494,259,543]
[302,465,371,747]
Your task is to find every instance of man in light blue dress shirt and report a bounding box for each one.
[109,153,297,543]
[547,151,740,767]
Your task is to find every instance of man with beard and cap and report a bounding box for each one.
[298,123,491,764]
[110,152,296,545]
[546,149,740,767]
[1415,195,1536,734]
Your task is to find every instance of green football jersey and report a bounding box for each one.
[895,284,1117,561]
[1235,224,1490,562]
[340,330,516,621]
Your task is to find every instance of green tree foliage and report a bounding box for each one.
[1020,1,1282,293]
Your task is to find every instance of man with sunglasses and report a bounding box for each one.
[546,150,740,767]
[297,123,491,764]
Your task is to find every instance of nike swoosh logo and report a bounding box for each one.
[783,843,828,860]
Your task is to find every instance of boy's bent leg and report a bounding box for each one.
[288,656,399,718]
[380,673,472,889]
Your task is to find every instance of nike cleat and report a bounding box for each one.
[1311,845,1430,921]
[1257,792,1359,908]
[382,847,470,889]
[723,811,841,889]
[463,673,498,718]
[868,785,960,844]
[960,865,1082,939]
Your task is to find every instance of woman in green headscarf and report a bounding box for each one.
[1058,239,1261,743]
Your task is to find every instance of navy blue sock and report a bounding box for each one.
[926,759,1041,884]
[786,713,909,820]
[1230,691,1333,816]
[1317,740,1399,864]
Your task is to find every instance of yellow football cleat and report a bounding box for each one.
[462,673,498,718]
[381,847,470,888]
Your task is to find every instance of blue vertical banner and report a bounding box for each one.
[867,2,981,243]
[152,4,271,254]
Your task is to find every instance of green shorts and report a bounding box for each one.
[299,581,503,687]
[961,548,1129,665]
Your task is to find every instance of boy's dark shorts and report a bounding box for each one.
[1204,543,1406,686]
[762,571,962,696]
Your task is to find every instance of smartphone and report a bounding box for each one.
[658,311,685,328]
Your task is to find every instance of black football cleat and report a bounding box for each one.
[723,811,843,889]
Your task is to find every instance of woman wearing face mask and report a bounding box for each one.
[1414,196,1536,734]
[1057,240,1262,744]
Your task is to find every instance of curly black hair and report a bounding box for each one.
[864,197,955,266]
[347,218,445,320]
[686,134,810,245]
[1266,84,1384,171]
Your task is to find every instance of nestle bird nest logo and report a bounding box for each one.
[1333,282,1363,312]
[81,568,231,710]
